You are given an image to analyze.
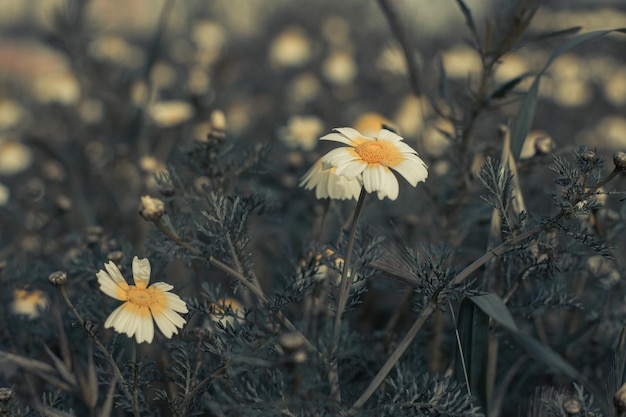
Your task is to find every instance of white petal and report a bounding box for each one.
[392,158,428,186]
[164,291,189,313]
[136,313,155,343]
[320,132,356,145]
[377,129,404,143]
[152,308,186,338]
[393,141,419,155]
[132,257,151,288]
[103,262,126,286]
[335,160,367,179]
[321,148,360,169]
[97,270,128,301]
[150,281,174,292]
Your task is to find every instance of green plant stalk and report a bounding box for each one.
[349,223,546,413]
[332,187,367,353]
[56,286,133,404]
[132,341,140,417]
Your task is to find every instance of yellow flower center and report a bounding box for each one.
[354,140,397,165]
[126,286,157,307]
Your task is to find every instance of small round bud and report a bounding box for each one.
[613,151,626,172]
[562,398,582,415]
[107,250,124,263]
[85,225,104,244]
[207,110,227,142]
[55,195,72,212]
[535,137,554,155]
[580,150,596,162]
[0,387,14,402]
[139,195,165,221]
[48,271,67,287]
[159,183,175,197]
[615,382,626,414]
[278,332,307,351]
[0,260,6,272]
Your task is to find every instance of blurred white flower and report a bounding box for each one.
[148,101,195,128]
[11,289,48,319]
[0,140,32,176]
[269,27,311,68]
[280,115,324,151]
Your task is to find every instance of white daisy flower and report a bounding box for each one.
[320,128,428,200]
[300,158,362,200]
[97,257,188,344]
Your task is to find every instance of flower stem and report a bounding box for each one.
[349,222,547,412]
[132,341,140,417]
[56,287,133,404]
[333,187,367,351]
[328,188,367,403]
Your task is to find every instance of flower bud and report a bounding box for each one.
[107,250,124,263]
[0,387,14,403]
[562,398,582,416]
[139,195,165,221]
[613,151,626,172]
[580,150,596,162]
[48,271,68,287]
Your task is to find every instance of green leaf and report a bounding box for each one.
[488,72,533,100]
[469,294,580,379]
[510,28,626,161]
[456,298,489,414]
[455,0,478,40]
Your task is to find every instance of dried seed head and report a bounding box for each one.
[615,382,626,414]
[562,398,582,415]
[0,387,14,402]
[48,271,68,287]
[613,151,626,172]
[580,150,596,162]
[139,195,165,221]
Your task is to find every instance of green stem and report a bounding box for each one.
[57,287,133,404]
[332,188,367,351]
[132,341,140,417]
[349,222,547,412]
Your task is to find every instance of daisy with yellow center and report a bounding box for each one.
[300,157,361,200]
[97,256,188,344]
[321,128,428,200]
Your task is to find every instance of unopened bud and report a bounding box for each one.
[562,398,582,415]
[48,271,68,287]
[535,137,554,155]
[85,225,104,244]
[55,195,72,212]
[581,150,596,162]
[613,151,626,172]
[207,110,227,141]
[0,387,14,403]
[139,195,165,221]
[278,332,306,351]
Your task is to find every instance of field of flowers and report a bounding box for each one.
[1,1,626,416]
